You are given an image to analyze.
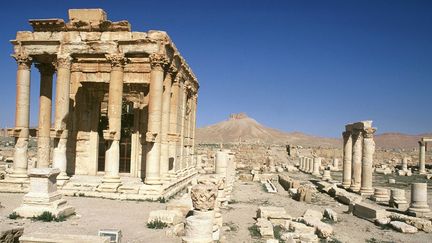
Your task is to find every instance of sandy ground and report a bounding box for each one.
[0,194,181,243]
[222,173,431,243]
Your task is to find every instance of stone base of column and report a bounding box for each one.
[144,177,163,185]
[341,182,351,189]
[407,207,432,217]
[348,184,361,193]
[419,170,427,175]
[56,173,70,186]
[360,187,375,196]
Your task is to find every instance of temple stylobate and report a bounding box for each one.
[1,9,199,199]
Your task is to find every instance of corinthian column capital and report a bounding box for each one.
[149,53,168,70]
[106,53,128,69]
[12,52,32,70]
[362,127,376,138]
[56,55,72,69]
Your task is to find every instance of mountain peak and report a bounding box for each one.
[229,112,249,120]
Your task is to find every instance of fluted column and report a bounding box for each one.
[10,53,32,179]
[360,127,376,195]
[168,74,181,175]
[418,141,426,174]
[350,129,363,192]
[160,65,176,179]
[190,94,198,168]
[178,81,188,174]
[52,55,72,182]
[342,131,353,188]
[145,53,167,185]
[35,63,55,168]
[102,53,127,185]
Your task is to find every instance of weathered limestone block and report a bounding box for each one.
[148,210,183,225]
[266,239,279,243]
[294,185,314,203]
[389,221,418,233]
[166,223,185,238]
[19,233,110,243]
[371,187,390,203]
[0,226,23,243]
[316,181,335,193]
[299,233,319,243]
[353,202,389,221]
[297,217,333,238]
[323,208,338,222]
[288,221,315,234]
[13,168,75,218]
[257,206,287,219]
[183,215,213,243]
[329,187,362,205]
[190,184,217,211]
[389,213,432,232]
[256,218,274,238]
[278,174,300,190]
[68,9,107,22]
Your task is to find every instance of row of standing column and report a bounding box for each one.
[9,53,72,182]
[342,127,376,195]
[298,156,321,175]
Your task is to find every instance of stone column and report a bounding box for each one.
[332,158,339,170]
[52,55,72,182]
[102,53,127,187]
[179,81,188,173]
[342,131,353,188]
[168,74,181,176]
[160,64,176,180]
[312,157,321,176]
[350,129,363,192]
[10,53,32,179]
[360,127,376,195]
[407,183,431,217]
[35,63,55,168]
[418,141,426,174]
[190,94,198,169]
[402,157,408,171]
[322,169,332,181]
[145,53,167,185]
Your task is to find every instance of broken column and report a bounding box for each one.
[215,150,228,176]
[360,127,376,196]
[402,157,408,171]
[9,52,32,180]
[312,157,321,176]
[13,168,75,218]
[183,183,217,243]
[418,141,426,174]
[371,188,389,203]
[332,158,339,171]
[407,183,431,217]
[35,63,55,168]
[389,188,408,210]
[342,128,353,189]
[51,55,72,184]
[322,169,332,181]
[350,129,363,192]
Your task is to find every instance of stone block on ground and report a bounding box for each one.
[19,233,110,243]
[257,206,287,219]
[389,212,432,232]
[256,218,274,238]
[294,185,313,203]
[390,221,418,233]
[353,202,389,221]
[288,221,315,234]
[148,209,183,225]
[297,217,333,238]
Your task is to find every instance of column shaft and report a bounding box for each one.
[350,130,363,192]
[168,75,180,174]
[103,54,126,184]
[360,128,376,195]
[342,131,353,188]
[52,56,71,180]
[11,53,32,178]
[35,63,55,168]
[145,53,167,184]
[419,141,426,174]
[179,82,187,173]
[160,67,175,178]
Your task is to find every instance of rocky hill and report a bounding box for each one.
[196,113,431,149]
[196,113,341,147]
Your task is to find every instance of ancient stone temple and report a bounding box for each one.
[1,9,199,199]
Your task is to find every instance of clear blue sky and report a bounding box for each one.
[0,1,431,138]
